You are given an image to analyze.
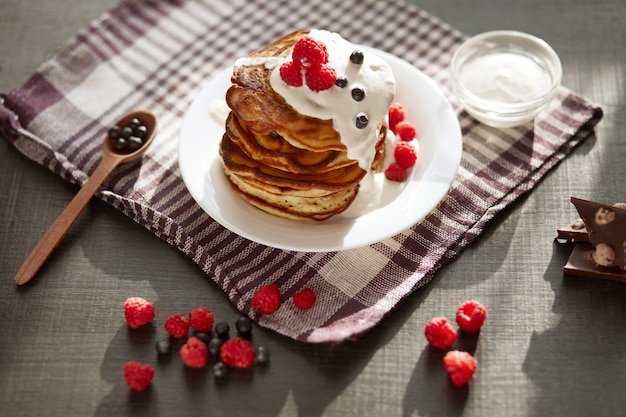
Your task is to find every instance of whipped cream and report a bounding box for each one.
[269,29,396,171]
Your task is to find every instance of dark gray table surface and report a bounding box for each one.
[1,1,625,416]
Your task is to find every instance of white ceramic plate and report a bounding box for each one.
[179,47,462,252]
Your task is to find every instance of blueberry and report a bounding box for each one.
[113,137,127,151]
[215,321,230,340]
[194,332,211,345]
[121,126,133,139]
[208,337,224,356]
[155,339,172,355]
[214,362,229,379]
[134,125,148,139]
[129,118,141,130]
[355,113,369,129]
[108,125,121,140]
[270,130,281,139]
[351,87,365,102]
[335,76,348,88]
[126,136,143,151]
[350,50,364,65]
[254,346,270,365]
[235,316,253,338]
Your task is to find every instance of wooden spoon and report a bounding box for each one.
[14,110,158,285]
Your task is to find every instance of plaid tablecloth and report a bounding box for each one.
[0,0,602,343]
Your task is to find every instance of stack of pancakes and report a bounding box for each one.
[220,31,387,221]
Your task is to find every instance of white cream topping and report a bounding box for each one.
[268,29,396,170]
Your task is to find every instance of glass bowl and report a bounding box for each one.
[450,30,562,128]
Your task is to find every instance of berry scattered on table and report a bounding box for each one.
[220,337,256,369]
[455,300,487,333]
[393,120,417,141]
[155,339,172,356]
[189,307,214,333]
[424,316,458,350]
[443,350,478,387]
[123,361,155,391]
[215,321,231,340]
[394,142,418,168]
[254,346,271,365]
[384,162,408,182]
[193,331,212,346]
[235,316,253,338]
[292,288,316,310]
[124,297,155,329]
[208,337,224,356]
[252,285,282,315]
[164,313,190,338]
[180,336,209,368]
[213,362,229,379]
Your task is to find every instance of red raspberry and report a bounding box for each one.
[123,297,155,329]
[393,142,418,169]
[455,300,487,333]
[393,120,417,141]
[292,288,316,310]
[384,162,407,182]
[180,336,209,368]
[305,63,337,92]
[123,361,155,391]
[279,61,303,87]
[443,350,478,387]
[189,307,214,333]
[164,313,190,338]
[252,285,281,315]
[388,102,406,131]
[292,36,328,68]
[220,337,255,369]
[424,316,458,350]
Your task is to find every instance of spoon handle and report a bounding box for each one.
[14,154,122,285]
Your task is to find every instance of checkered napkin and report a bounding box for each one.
[0,0,602,343]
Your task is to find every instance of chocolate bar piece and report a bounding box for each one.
[556,218,589,242]
[563,243,626,282]
[571,197,626,270]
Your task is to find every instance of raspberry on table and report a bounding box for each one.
[164,313,190,338]
[292,36,329,67]
[384,162,407,182]
[123,297,155,329]
[305,63,337,92]
[455,300,487,333]
[393,142,418,169]
[292,288,316,310]
[123,361,155,391]
[388,102,406,131]
[252,285,281,315]
[180,336,209,368]
[220,337,255,369]
[424,316,458,350]
[189,307,214,333]
[443,350,478,387]
[279,61,303,87]
[394,120,417,141]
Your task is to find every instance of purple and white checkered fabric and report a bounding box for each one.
[0,0,602,343]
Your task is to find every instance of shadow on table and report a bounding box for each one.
[523,240,626,416]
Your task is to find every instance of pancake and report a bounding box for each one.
[219,30,394,221]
